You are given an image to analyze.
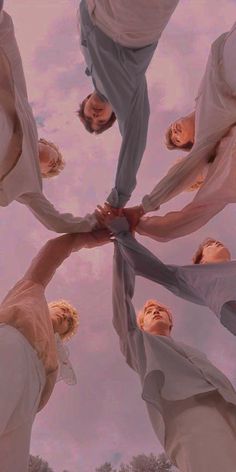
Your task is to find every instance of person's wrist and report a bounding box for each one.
[138,205,145,217]
[104,202,123,217]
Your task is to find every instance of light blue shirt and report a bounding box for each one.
[79,0,157,207]
[111,219,236,445]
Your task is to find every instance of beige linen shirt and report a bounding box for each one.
[0,232,98,410]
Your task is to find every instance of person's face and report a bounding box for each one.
[49,306,73,338]
[142,304,172,336]
[83,92,113,131]
[38,142,59,175]
[170,117,194,148]
[201,240,231,264]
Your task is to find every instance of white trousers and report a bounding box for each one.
[223,23,236,91]
[0,325,45,472]
[163,391,236,472]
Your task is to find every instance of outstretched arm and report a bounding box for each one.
[17,192,98,234]
[113,241,137,337]
[137,199,226,242]
[113,240,145,372]
[23,229,111,288]
[106,77,150,208]
[112,221,179,293]
[141,144,214,213]
[79,2,155,208]
[109,218,204,306]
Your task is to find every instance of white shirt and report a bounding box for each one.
[0,11,97,233]
[138,125,236,241]
[142,22,236,213]
[86,0,179,48]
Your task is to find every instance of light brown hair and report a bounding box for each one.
[192,237,218,264]
[77,94,116,134]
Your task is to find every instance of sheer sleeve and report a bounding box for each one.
[17,192,97,234]
[22,231,108,288]
[55,334,77,385]
[137,199,226,242]
[141,147,211,212]
[23,233,87,287]
[139,126,236,241]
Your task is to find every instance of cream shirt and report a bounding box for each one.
[138,125,236,241]
[86,0,179,48]
[0,11,96,233]
[142,22,236,213]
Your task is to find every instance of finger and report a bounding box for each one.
[96,205,106,214]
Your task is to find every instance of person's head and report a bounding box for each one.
[137,299,173,336]
[48,299,79,341]
[77,92,116,134]
[165,114,195,151]
[38,138,65,178]
[192,238,231,265]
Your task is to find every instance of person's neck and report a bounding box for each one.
[154,327,170,337]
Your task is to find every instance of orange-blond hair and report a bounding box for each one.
[137,299,173,331]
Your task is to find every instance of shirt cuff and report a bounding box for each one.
[142,194,160,213]
[108,217,130,236]
[106,187,130,208]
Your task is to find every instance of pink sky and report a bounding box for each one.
[2,1,236,471]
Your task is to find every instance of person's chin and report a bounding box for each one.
[150,321,162,332]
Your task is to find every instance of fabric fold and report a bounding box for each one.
[112,223,236,446]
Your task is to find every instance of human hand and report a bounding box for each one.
[95,202,123,226]
[84,229,113,248]
[123,205,144,231]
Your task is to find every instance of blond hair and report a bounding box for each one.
[137,299,173,331]
[39,138,65,178]
[48,299,79,341]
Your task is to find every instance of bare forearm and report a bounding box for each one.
[137,200,225,242]
[23,233,88,287]
[23,230,110,287]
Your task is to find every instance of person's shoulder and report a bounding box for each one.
[0,10,14,30]
[1,278,44,307]
[178,340,208,361]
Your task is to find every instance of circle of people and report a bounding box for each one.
[1,1,236,471]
